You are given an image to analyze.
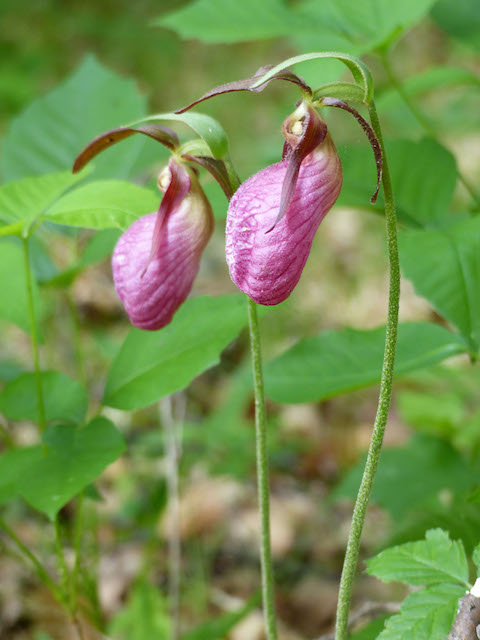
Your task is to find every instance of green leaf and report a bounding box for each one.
[366,529,470,587]
[334,435,473,521]
[300,0,438,51]
[264,323,467,404]
[139,112,229,159]
[0,417,125,519]
[0,240,43,334]
[109,578,170,640]
[399,217,480,350]
[0,371,88,425]
[432,0,480,51]
[158,0,436,56]
[156,0,298,43]
[0,447,41,505]
[377,583,465,640]
[1,54,147,182]
[104,295,250,410]
[0,171,88,230]
[180,594,259,640]
[339,138,458,227]
[349,615,391,639]
[43,181,158,230]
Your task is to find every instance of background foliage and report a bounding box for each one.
[0,0,479,639]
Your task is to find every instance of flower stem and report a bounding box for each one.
[334,100,400,640]
[381,53,480,209]
[247,297,278,640]
[22,237,47,433]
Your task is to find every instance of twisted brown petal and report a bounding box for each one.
[73,125,179,173]
[320,97,383,203]
[175,66,311,114]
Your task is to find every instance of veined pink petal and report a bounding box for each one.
[112,171,213,330]
[226,134,342,305]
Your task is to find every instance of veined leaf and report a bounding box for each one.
[104,295,252,410]
[366,528,470,587]
[399,217,480,350]
[1,55,146,181]
[377,583,465,640]
[43,180,158,230]
[264,323,467,404]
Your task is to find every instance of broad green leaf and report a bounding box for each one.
[399,217,480,350]
[180,594,259,640]
[156,0,299,43]
[377,583,465,640]
[350,615,391,640]
[295,0,437,53]
[0,417,125,519]
[43,181,158,230]
[109,578,170,640]
[432,0,480,51]
[158,0,436,56]
[0,371,88,425]
[1,55,146,181]
[339,138,458,227]
[0,170,87,229]
[104,295,250,410]
[0,447,41,505]
[264,323,467,404]
[0,240,43,334]
[366,529,470,587]
[334,435,473,521]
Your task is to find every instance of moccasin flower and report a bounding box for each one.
[225,104,342,305]
[111,159,214,330]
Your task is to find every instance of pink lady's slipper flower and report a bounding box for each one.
[112,159,214,330]
[226,104,342,305]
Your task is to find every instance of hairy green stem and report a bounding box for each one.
[247,297,278,640]
[334,101,400,640]
[0,516,63,602]
[381,53,480,208]
[23,237,47,433]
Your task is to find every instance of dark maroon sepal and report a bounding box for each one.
[73,125,180,173]
[141,159,191,276]
[266,105,327,233]
[175,66,311,114]
[320,97,382,204]
[184,155,236,200]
